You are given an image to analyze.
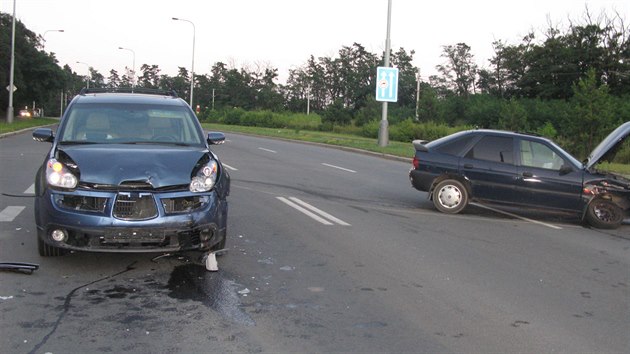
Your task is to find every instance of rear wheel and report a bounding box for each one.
[37,231,66,257]
[432,179,469,214]
[585,199,623,229]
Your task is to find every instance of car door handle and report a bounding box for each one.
[464,163,474,169]
[522,172,533,178]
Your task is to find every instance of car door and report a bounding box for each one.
[515,138,583,211]
[460,135,519,203]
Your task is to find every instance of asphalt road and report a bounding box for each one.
[0,128,628,353]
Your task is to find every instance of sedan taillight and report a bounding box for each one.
[412,156,420,169]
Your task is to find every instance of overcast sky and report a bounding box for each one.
[3,0,628,83]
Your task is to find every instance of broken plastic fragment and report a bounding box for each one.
[205,252,218,272]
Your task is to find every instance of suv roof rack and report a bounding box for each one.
[79,87,178,98]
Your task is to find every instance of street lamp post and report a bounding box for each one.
[118,47,136,90]
[172,17,196,107]
[6,0,17,123]
[42,29,64,49]
[75,61,90,88]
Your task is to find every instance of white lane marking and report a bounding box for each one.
[321,163,356,173]
[277,197,333,225]
[258,147,277,154]
[0,206,26,222]
[289,197,351,226]
[24,184,35,195]
[222,163,238,171]
[470,202,563,230]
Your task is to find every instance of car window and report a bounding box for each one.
[520,140,565,170]
[59,103,204,145]
[435,135,476,156]
[465,136,514,164]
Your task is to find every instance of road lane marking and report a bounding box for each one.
[258,147,277,153]
[470,202,563,230]
[277,197,333,225]
[321,163,356,173]
[222,163,238,171]
[24,184,35,195]
[0,206,26,222]
[277,197,351,226]
[288,197,351,226]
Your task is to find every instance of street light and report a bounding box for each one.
[118,46,136,89]
[6,0,17,123]
[172,17,196,107]
[75,61,90,88]
[42,29,64,48]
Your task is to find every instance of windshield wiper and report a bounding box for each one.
[120,141,192,147]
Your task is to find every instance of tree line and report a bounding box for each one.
[1,9,629,158]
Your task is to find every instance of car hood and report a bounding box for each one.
[58,144,208,188]
[585,121,630,170]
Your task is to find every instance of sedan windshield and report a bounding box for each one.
[59,103,204,146]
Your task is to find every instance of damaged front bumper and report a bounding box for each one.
[35,188,227,253]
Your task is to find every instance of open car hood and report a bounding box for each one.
[585,121,630,170]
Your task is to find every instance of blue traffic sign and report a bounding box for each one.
[375,66,399,102]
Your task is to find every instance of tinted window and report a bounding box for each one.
[520,140,565,170]
[466,136,513,164]
[435,135,476,156]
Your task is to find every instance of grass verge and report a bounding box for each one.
[0,118,58,134]
[202,123,415,159]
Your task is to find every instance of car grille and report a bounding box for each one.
[113,193,158,220]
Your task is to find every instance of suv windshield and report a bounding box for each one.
[59,103,204,145]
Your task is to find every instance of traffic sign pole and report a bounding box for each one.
[378,0,393,147]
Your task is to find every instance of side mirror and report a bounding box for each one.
[33,128,54,143]
[559,165,573,176]
[207,132,225,145]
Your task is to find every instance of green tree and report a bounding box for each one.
[1,13,67,117]
[568,68,615,158]
[138,64,161,88]
[436,43,478,97]
[498,99,528,131]
[321,99,352,128]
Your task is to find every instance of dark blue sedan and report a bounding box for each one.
[409,123,630,229]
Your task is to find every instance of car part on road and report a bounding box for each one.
[0,262,40,274]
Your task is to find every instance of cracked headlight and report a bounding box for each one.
[190,160,218,192]
[46,158,78,189]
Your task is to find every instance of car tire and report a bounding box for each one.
[585,199,623,229]
[432,179,469,214]
[37,231,67,257]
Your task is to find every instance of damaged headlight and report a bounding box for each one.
[190,160,218,192]
[46,158,78,189]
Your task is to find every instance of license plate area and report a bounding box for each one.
[102,229,165,243]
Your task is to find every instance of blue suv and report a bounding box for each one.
[32,89,230,256]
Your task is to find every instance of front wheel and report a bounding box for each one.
[432,179,469,214]
[585,199,623,229]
